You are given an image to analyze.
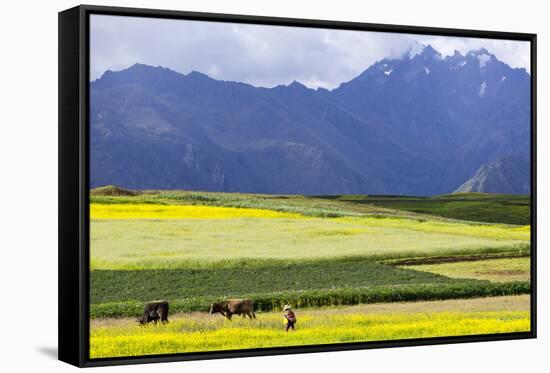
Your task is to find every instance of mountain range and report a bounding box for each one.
[90,45,531,195]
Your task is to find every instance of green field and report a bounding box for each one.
[313,193,531,225]
[402,257,530,283]
[90,217,528,269]
[89,187,531,356]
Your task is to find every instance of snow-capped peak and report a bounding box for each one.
[477,53,492,69]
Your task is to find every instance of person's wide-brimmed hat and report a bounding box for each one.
[283,304,292,311]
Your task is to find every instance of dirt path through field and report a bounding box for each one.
[91,295,530,327]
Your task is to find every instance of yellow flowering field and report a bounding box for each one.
[336,216,530,242]
[90,203,303,220]
[90,302,530,358]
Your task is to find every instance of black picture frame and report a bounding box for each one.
[58,4,537,367]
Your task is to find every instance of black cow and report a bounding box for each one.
[138,300,169,325]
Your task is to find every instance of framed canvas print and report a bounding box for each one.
[58,4,537,367]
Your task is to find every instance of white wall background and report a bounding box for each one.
[0,0,546,371]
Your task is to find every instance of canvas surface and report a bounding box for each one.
[87,13,532,359]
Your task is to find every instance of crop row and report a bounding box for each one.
[90,281,530,318]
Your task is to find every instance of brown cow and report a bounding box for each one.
[138,300,169,325]
[209,299,256,320]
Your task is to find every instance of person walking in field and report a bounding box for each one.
[283,304,297,332]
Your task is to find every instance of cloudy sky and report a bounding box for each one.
[90,15,530,89]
